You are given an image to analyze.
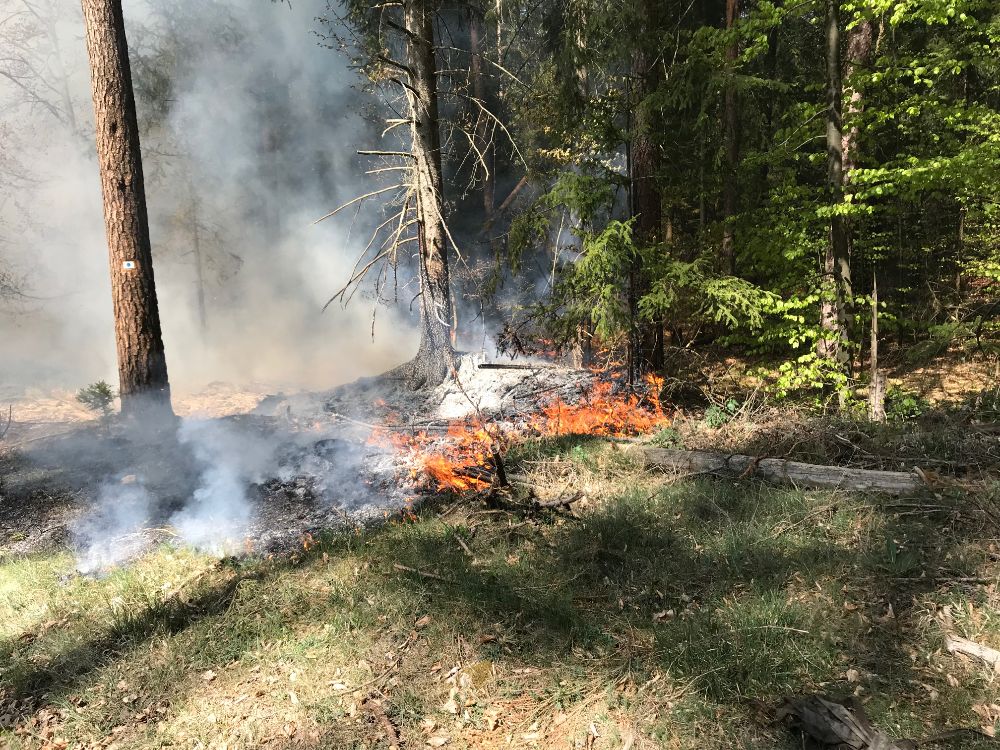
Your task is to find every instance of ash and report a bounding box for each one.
[0,355,596,570]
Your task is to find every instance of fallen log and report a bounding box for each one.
[477,363,561,370]
[945,634,1000,672]
[633,447,925,496]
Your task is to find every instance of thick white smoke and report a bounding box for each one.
[169,418,277,554]
[1,0,419,395]
[1,0,419,570]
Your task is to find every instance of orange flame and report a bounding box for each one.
[373,373,668,494]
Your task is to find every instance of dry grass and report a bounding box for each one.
[3,438,1000,749]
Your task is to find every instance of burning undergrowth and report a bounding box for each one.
[377,368,670,494]
[4,355,669,571]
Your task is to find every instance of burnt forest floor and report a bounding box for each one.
[4,435,1000,750]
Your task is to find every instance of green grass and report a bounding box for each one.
[2,438,999,748]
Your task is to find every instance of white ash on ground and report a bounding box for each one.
[1,355,604,569]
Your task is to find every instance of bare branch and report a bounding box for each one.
[311,184,406,224]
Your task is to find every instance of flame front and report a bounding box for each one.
[374,372,669,494]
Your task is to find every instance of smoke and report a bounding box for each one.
[0,0,419,396]
[169,418,277,554]
[73,477,156,574]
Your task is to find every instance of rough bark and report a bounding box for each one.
[634,447,925,495]
[841,19,873,177]
[469,7,494,223]
[720,0,740,276]
[628,7,663,382]
[81,0,172,419]
[818,0,853,384]
[404,0,455,386]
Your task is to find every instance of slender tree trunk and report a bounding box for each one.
[191,193,207,333]
[404,0,454,386]
[818,0,852,388]
[868,272,886,422]
[81,0,172,419]
[628,10,663,381]
[469,7,495,223]
[720,0,740,276]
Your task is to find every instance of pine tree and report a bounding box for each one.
[81,0,173,418]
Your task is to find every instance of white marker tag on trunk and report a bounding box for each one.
[123,260,136,270]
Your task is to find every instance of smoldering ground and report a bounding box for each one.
[7,403,406,572]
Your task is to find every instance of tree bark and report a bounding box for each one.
[841,19,873,177]
[469,6,494,223]
[404,0,455,386]
[628,6,663,381]
[720,0,740,276]
[81,0,172,419]
[818,0,853,387]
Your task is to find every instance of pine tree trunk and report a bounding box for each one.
[720,0,740,276]
[628,10,662,382]
[81,0,172,419]
[404,0,454,386]
[469,7,495,223]
[819,0,852,386]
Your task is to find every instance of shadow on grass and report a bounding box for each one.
[2,436,995,747]
[0,560,279,723]
[341,465,994,742]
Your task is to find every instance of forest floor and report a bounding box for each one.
[4,349,1000,749]
[4,435,1000,750]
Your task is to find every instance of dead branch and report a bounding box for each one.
[392,563,451,582]
[363,698,402,749]
[945,634,1000,671]
[358,149,416,159]
[633,446,927,496]
[477,363,560,370]
[312,184,407,224]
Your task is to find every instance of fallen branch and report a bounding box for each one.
[477,362,560,370]
[945,634,1000,672]
[633,447,926,496]
[392,563,451,582]
[363,698,402,750]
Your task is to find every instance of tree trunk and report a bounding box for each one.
[841,19,873,177]
[818,0,852,388]
[404,0,454,386]
[81,0,172,419]
[869,272,886,422]
[469,7,495,223]
[628,11,662,383]
[720,0,740,276]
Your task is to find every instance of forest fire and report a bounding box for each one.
[378,371,670,494]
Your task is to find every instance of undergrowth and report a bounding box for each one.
[1,439,999,748]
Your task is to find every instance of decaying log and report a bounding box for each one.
[945,634,1000,672]
[633,447,925,496]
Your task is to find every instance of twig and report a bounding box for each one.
[313,184,407,224]
[392,563,451,582]
[455,533,473,557]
